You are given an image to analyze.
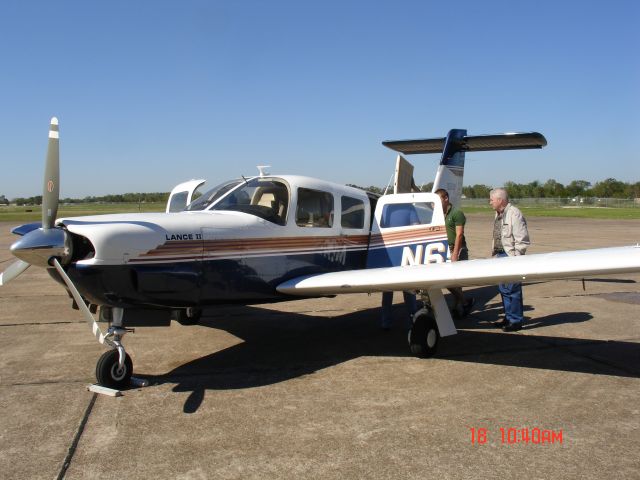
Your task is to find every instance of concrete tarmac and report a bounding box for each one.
[1,214,639,479]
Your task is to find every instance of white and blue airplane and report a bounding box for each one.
[2,119,639,388]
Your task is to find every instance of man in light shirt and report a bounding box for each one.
[489,188,530,331]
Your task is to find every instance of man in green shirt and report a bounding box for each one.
[435,189,474,317]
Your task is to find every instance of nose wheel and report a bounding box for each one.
[96,349,133,389]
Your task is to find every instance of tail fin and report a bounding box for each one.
[432,129,467,206]
[383,130,547,206]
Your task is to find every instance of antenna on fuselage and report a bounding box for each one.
[257,165,271,177]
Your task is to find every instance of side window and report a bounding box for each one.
[168,191,188,212]
[380,202,435,228]
[341,196,365,229]
[296,188,334,228]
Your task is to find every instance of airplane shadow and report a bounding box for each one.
[137,287,640,413]
[451,285,593,330]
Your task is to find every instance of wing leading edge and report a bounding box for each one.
[277,246,640,296]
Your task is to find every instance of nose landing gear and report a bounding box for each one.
[52,259,137,389]
[95,323,134,389]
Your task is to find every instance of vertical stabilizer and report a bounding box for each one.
[432,129,466,206]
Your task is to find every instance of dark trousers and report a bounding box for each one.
[381,291,418,329]
[496,252,524,324]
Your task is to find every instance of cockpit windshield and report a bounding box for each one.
[210,177,289,225]
[186,179,243,211]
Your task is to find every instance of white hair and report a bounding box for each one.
[490,188,509,201]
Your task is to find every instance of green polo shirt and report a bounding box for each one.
[444,204,467,250]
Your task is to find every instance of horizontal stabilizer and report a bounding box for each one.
[383,132,547,155]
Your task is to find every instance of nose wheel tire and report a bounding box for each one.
[96,349,133,389]
[408,308,440,358]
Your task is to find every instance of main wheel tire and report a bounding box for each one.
[96,349,133,389]
[408,308,439,358]
[173,307,202,326]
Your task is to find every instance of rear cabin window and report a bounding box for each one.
[296,188,334,228]
[380,202,435,228]
[341,196,365,229]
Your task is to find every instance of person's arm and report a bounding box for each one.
[511,210,530,255]
[452,225,464,261]
[451,210,466,261]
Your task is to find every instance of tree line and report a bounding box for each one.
[4,178,640,206]
[351,178,640,199]
[464,178,640,199]
[9,192,169,206]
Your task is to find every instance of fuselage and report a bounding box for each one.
[49,175,448,310]
[56,176,376,308]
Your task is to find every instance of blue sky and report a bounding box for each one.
[1,0,638,198]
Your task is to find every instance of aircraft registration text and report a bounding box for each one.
[401,242,446,266]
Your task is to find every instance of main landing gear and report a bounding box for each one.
[173,307,202,326]
[407,289,458,358]
[408,308,440,358]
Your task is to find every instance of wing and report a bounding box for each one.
[277,246,640,296]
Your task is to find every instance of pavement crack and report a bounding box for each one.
[1,294,66,298]
[56,392,97,480]
[0,321,83,327]
[1,380,90,387]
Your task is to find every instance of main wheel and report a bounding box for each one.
[408,308,439,358]
[96,349,133,389]
[173,307,202,326]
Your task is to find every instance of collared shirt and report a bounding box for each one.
[444,204,467,250]
[492,203,530,256]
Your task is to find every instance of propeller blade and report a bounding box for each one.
[11,222,42,236]
[42,117,60,230]
[0,260,30,286]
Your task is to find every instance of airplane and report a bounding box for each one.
[2,118,639,389]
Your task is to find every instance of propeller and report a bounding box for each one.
[0,117,69,285]
[0,260,30,286]
[43,117,60,230]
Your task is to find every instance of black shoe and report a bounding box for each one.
[462,298,475,316]
[494,319,508,328]
[502,322,522,332]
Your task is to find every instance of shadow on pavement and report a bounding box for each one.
[136,292,640,413]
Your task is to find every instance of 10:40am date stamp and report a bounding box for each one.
[470,427,563,445]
